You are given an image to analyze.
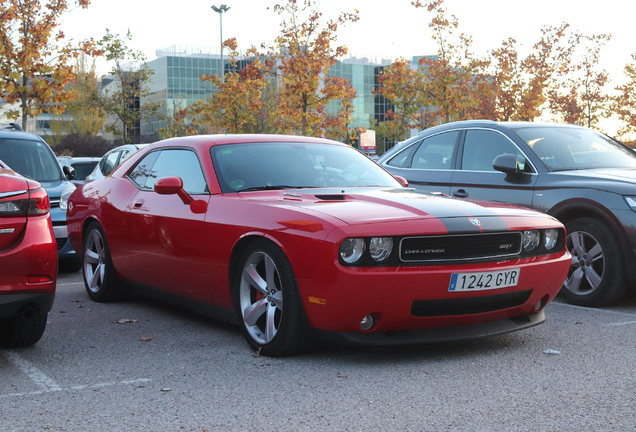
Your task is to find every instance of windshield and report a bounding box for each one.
[0,138,62,182]
[210,142,401,193]
[513,126,636,171]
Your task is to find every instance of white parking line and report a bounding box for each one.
[1,351,151,400]
[2,351,61,392]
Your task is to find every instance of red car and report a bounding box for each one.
[67,135,570,356]
[0,159,57,347]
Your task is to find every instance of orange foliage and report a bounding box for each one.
[0,0,100,130]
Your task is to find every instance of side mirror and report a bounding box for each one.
[63,165,76,180]
[155,176,192,204]
[493,154,521,175]
[393,175,409,188]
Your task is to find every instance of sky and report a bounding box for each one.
[59,0,634,135]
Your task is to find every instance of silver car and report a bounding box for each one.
[86,144,149,182]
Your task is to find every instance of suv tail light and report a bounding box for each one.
[0,187,49,216]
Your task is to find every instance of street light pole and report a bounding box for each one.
[211,4,230,85]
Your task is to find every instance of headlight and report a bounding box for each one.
[58,184,76,211]
[369,237,393,262]
[522,230,540,252]
[339,238,365,264]
[544,229,559,250]
[625,196,636,211]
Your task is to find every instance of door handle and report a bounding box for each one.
[133,199,144,209]
[453,189,469,198]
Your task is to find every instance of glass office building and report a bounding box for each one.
[141,46,408,146]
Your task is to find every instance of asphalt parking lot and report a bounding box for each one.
[2,271,636,431]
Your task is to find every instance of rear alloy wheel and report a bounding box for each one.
[233,240,310,357]
[562,217,628,307]
[83,222,124,302]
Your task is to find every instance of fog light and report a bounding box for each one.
[535,294,550,311]
[360,314,374,331]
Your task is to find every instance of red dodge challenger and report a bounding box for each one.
[67,135,570,356]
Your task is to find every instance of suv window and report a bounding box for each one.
[411,131,459,170]
[0,138,62,182]
[461,130,528,172]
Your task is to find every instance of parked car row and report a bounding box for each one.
[0,124,80,272]
[0,124,149,347]
[3,120,636,353]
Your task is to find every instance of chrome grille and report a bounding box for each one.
[400,232,522,262]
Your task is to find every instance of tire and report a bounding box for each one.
[0,311,47,348]
[232,239,311,357]
[82,222,125,302]
[562,217,628,307]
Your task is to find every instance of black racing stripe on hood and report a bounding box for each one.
[439,215,510,234]
[367,190,511,233]
[370,189,506,221]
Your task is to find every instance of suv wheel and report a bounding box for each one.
[562,217,628,307]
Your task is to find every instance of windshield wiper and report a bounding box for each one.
[237,185,311,192]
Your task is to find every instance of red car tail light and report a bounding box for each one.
[0,187,49,217]
[28,187,50,215]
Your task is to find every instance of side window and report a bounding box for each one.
[128,151,160,189]
[119,149,133,164]
[101,151,121,176]
[142,149,208,194]
[461,130,528,172]
[410,131,459,170]
[387,143,418,168]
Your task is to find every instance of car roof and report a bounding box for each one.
[0,128,47,141]
[146,134,347,151]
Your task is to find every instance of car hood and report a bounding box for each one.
[238,187,543,228]
[547,168,636,194]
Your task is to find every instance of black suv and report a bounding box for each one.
[0,124,80,271]
[378,120,636,307]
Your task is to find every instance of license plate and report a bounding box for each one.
[449,268,520,292]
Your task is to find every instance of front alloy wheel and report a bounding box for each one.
[562,217,627,307]
[234,240,310,356]
[239,251,284,345]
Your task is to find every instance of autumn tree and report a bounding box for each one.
[0,0,98,130]
[612,53,636,143]
[97,29,159,143]
[322,75,359,143]
[48,53,106,143]
[487,23,578,122]
[412,0,491,124]
[163,41,279,137]
[372,58,431,143]
[547,33,611,128]
[270,0,359,136]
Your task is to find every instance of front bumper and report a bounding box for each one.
[298,249,570,337]
[311,310,545,346]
